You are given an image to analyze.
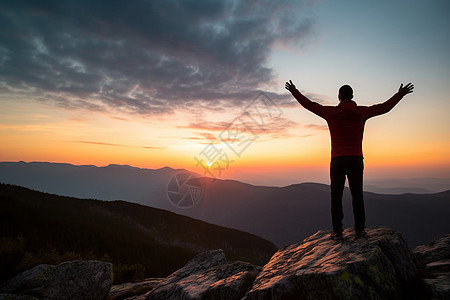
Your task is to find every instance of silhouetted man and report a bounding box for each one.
[285,81,414,239]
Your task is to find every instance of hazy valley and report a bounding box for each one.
[1,161,449,248]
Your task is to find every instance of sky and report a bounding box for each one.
[1,0,449,186]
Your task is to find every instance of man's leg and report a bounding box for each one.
[330,157,346,233]
[347,157,365,233]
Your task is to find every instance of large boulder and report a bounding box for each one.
[244,227,420,300]
[413,234,450,265]
[146,249,261,300]
[413,234,450,299]
[0,260,112,300]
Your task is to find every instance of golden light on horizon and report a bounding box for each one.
[1,87,449,185]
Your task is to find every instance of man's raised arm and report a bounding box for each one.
[365,83,414,118]
[285,80,326,117]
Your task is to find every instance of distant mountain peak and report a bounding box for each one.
[103,163,136,169]
[155,166,175,171]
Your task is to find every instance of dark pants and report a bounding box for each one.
[330,156,365,233]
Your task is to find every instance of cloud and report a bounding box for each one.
[182,132,239,145]
[179,116,299,143]
[0,0,314,115]
[303,124,328,130]
[72,140,165,149]
[178,121,231,132]
[109,116,130,121]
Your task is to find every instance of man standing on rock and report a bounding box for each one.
[285,81,414,240]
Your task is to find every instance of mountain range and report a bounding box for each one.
[1,161,449,248]
[0,183,276,284]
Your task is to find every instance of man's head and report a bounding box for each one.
[338,85,353,101]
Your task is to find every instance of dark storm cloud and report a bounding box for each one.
[0,0,314,115]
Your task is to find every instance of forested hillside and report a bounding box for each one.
[0,183,276,284]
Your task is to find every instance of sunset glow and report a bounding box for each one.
[1,0,449,186]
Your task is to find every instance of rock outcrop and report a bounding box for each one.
[244,227,420,300]
[109,278,164,300]
[146,249,261,300]
[413,234,450,299]
[2,227,442,300]
[0,260,112,300]
[143,227,423,300]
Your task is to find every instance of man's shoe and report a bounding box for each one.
[355,230,368,240]
[330,230,343,240]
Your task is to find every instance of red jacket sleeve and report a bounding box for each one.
[291,89,329,119]
[363,92,404,119]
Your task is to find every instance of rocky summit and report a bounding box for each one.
[244,227,420,300]
[144,227,422,300]
[3,227,446,300]
[146,249,262,300]
[0,260,112,300]
[413,234,450,299]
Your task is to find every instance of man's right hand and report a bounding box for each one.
[285,80,296,93]
[398,83,414,96]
